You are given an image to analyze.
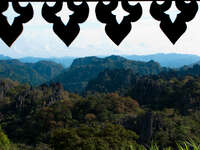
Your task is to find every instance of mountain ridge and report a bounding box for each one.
[0,59,64,86]
[123,53,200,68]
[51,55,166,93]
[0,53,200,68]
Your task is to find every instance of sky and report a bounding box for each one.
[1,1,200,58]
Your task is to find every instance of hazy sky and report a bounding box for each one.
[1,2,200,58]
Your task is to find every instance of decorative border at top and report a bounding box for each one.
[0,0,198,47]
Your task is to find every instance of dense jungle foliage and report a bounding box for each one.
[1,56,200,149]
[1,66,200,149]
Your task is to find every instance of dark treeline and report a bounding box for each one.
[1,65,200,149]
[86,65,200,111]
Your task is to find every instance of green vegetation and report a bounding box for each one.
[0,127,10,150]
[0,60,64,86]
[1,57,200,149]
[0,74,200,149]
[52,55,166,93]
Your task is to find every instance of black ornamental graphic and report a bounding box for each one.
[0,0,199,47]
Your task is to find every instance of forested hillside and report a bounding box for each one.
[1,65,200,149]
[1,55,200,149]
[0,56,166,93]
[85,64,200,111]
[86,64,200,94]
[52,55,166,93]
[0,60,64,85]
[85,68,137,94]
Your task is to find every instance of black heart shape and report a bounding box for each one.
[105,21,132,45]
[52,17,80,46]
[0,16,23,46]
[160,15,186,44]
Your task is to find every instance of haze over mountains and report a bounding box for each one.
[19,56,74,68]
[124,53,200,68]
[1,53,200,68]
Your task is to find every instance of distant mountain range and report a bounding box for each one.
[0,55,12,60]
[0,55,170,93]
[0,53,200,68]
[0,55,74,68]
[19,56,75,68]
[0,59,64,85]
[0,53,200,93]
[51,55,166,93]
[123,53,200,68]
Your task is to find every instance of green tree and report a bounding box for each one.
[0,127,10,150]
